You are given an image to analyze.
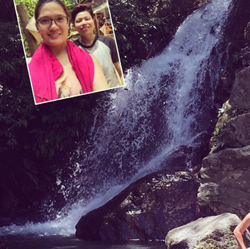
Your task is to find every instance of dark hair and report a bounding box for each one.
[35,0,70,21]
[71,3,94,23]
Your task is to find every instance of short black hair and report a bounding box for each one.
[35,0,70,21]
[71,3,94,23]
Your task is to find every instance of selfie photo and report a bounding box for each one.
[14,0,124,104]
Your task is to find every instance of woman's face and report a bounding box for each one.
[74,11,95,37]
[36,2,69,48]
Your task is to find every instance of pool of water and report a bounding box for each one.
[0,235,166,249]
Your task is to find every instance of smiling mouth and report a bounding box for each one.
[49,33,61,38]
[81,26,89,31]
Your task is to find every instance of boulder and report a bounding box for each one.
[165,213,247,249]
[198,145,250,218]
[229,66,250,109]
[76,171,200,241]
[219,113,250,148]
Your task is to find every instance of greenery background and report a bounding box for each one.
[15,0,76,18]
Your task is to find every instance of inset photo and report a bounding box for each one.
[14,0,125,105]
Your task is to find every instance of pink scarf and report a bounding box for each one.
[29,41,94,104]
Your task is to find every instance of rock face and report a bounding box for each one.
[230,66,250,109]
[165,213,247,249]
[198,146,250,218]
[220,113,250,148]
[244,21,250,43]
[194,13,250,241]
[76,171,199,241]
[198,66,250,218]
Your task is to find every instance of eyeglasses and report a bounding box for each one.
[37,16,69,29]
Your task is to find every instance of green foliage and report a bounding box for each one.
[14,0,78,18]
[109,0,201,70]
[0,0,96,163]
[27,97,96,159]
[109,0,170,69]
[0,0,17,22]
[0,18,35,155]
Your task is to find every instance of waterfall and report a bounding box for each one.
[0,0,234,236]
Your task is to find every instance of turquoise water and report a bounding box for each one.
[0,235,165,249]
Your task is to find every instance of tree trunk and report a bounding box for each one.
[16,4,38,56]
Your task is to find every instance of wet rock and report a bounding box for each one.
[75,171,200,242]
[219,113,250,148]
[165,213,247,249]
[198,145,250,218]
[239,47,250,67]
[199,62,250,219]
[0,242,8,249]
[230,66,250,109]
[244,21,250,44]
[160,145,207,173]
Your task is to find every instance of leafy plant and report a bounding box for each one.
[109,0,203,70]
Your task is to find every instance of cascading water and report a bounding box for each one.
[0,0,234,237]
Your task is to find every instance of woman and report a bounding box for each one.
[71,3,123,88]
[29,0,108,104]
[234,212,250,249]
